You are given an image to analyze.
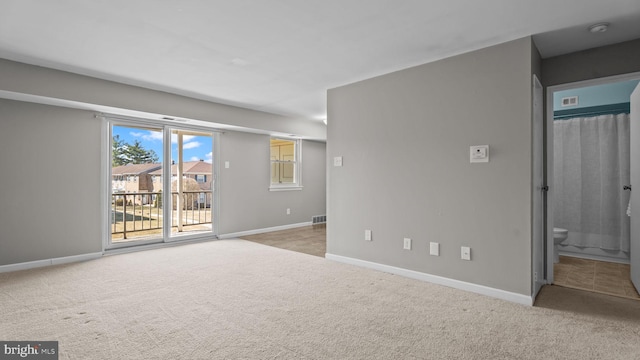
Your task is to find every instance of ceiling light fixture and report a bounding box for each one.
[588,23,609,33]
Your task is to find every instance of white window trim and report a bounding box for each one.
[269,138,303,191]
[269,185,303,191]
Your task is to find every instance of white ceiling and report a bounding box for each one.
[1,0,640,122]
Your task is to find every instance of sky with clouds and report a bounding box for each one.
[114,125,213,164]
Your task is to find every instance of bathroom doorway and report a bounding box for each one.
[546,73,640,299]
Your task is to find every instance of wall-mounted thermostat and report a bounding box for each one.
[470,145,489,163]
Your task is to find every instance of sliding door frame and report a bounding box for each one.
[102,114,220,251]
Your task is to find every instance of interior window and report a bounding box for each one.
[270,138,301,190]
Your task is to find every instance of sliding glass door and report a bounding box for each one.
[110,124,164,244]
[168,129,214,239]
[107,119,217,248]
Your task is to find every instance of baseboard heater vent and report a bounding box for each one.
[312,215,326,224]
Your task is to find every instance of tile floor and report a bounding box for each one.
[240,224,326,257]
[554,255,640,300]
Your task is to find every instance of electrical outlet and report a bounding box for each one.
[461,246,471,260]
[364,230,372,241]
[430,242,439,256]
[403,238,412,250]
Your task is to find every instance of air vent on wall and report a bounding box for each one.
[312,215,326,224]
[161,116,188,122]
[561,96,578,107]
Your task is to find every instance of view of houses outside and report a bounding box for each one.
[111,125,213,243]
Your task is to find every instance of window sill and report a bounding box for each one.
[269,185,303,192]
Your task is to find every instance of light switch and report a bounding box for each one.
[470,145,489,163]
[333,156,343,167]
[364,229,372,241]
[430,242,439,256]
[224,161,230,169]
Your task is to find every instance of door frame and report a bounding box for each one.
[532,74,545,297]
[545,71,640,284]
[102,115,220,251]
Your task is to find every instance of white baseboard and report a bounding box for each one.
[325,253,533,306]
[218,222,312,239]
[0,252,103,273]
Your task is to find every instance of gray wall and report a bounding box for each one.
[0,100,102,265]
[219,131,326,234]
[0,58,326,140]
[0,60,326,267]
[327,38,535,295]
[531,41,542,81]
[541,38,640,87]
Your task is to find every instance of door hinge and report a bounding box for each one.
[541,186,549,192]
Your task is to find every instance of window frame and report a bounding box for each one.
[269,137,302,191]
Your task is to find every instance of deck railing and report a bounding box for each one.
[111,191,212,239]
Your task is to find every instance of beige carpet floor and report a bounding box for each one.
[1,240,640,359]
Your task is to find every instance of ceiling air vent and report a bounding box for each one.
[561,96,578,107]
[161,116,188,122]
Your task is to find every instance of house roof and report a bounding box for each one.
[111,163,162,176]
[185,161,213,175]
[148,161,212,176]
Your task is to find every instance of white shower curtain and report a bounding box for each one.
[553,113,630,252]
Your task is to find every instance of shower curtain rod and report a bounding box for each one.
[554,102,630,120]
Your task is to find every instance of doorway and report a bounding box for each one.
[106,117,218,249]
[545,73,640,299]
